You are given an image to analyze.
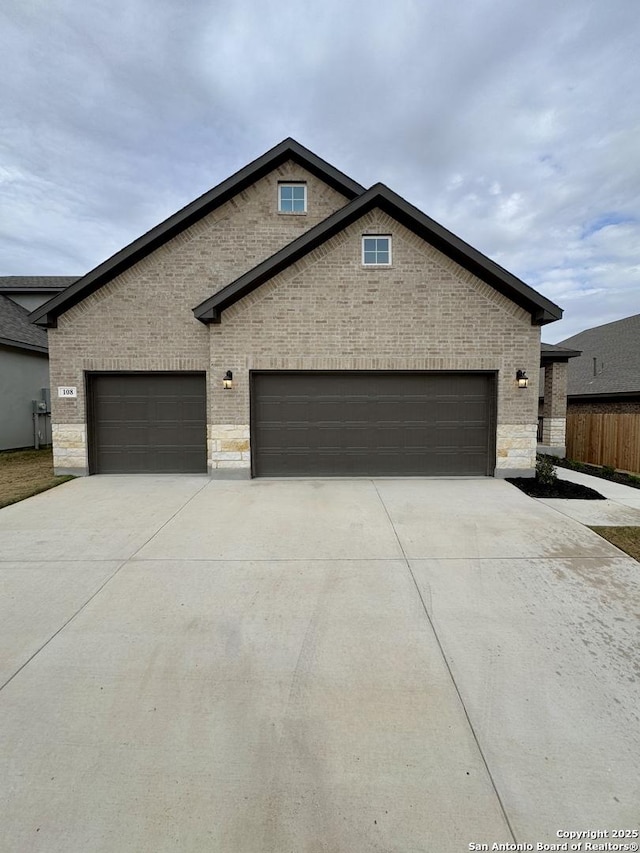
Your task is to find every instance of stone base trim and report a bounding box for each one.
[495,423,537,471]
[208,424,251,473]
[541,417,566,448]
[206,422,541,477]
[52,423,89,476]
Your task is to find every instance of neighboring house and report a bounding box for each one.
[30,138,565,479]
[556,314,640,412]
[543,314,640,472]
[0,277,77,314]
[0,277,75,449]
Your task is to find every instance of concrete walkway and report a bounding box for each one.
[539,465,640,525]
[0,476,638,852]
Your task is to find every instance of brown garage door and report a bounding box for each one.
[251,371,495,477]
[88,373,206,474]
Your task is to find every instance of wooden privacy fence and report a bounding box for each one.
[566,412,640,474]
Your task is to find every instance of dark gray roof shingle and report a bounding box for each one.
[0,276,78,292]
[557,313,640,396]
[0,294,49,352]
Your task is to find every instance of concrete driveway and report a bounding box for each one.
[0,476,638,852]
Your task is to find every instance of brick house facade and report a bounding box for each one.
[32,139,563,479]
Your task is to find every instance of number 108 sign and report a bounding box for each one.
[58,387,77,398]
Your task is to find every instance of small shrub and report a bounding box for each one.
[602,465,615,478]
[536,455,557,485]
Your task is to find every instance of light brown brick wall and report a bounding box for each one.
[567,398,640,414]
[48,161,350,425]
[210,210,541,438]
[49,177,541,475]
[543,361,568,419]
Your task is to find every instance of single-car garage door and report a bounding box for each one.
[88,373,206,474]
[251,371,495,477]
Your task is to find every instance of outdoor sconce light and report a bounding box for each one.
[223,370,233,390]
[516,369,529,389]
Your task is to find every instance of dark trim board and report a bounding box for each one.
[249,370,497,478]
[195,185,562,326]
[87,371,207,474]
[31,139,562,330]
[0,336,48,355]
[568,392,640,402]
[30,139,365,328]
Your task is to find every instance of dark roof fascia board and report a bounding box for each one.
[0,336,48,354]
[568,391,640,401]
[194,199,362,322]
[0,285,68,293]
[373,187,562,325]
[30,139,365,328]
[194,183,563,325]
[540,346,582,364]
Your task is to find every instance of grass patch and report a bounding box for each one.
[0,448,74,509]
[589,526,640,562]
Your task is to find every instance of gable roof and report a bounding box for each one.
[0,276,77,293]
[30,139,366,328]
[194,183,562,326]
[556,313,640,397]
[0,294,48,353]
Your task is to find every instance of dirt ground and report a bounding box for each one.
[590,526,640,562]
[0,448,73,508]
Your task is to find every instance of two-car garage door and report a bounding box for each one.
[251,372,495,477]
[87,371,495,476]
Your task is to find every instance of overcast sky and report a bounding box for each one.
[1,0,638,342]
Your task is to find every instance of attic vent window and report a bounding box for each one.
[362,235,391,266]
[278,183,307,213]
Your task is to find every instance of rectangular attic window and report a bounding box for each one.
[278,183,307,213]
[362,235,391,265]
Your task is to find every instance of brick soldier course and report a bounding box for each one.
[31,139,565,478]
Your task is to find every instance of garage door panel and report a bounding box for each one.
[89,374,206,474]
[252,372,495,477]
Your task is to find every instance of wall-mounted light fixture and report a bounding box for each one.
[223,370,233,390]
[516,369,529,389]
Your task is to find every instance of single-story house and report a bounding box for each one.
[0,277,75,450]
[30,139,567,479]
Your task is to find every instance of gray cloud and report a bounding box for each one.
[1,0,638,340]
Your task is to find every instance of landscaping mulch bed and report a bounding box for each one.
[540,455,640,490]
[0,448,74,508]
[506,477,605,499]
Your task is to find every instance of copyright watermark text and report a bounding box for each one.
[468,830,639,852]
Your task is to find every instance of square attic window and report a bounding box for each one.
[278,183,307,213]
[362,235,391,265]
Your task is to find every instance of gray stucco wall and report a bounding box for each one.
[4,293,55,312]
[0,346,50,450]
